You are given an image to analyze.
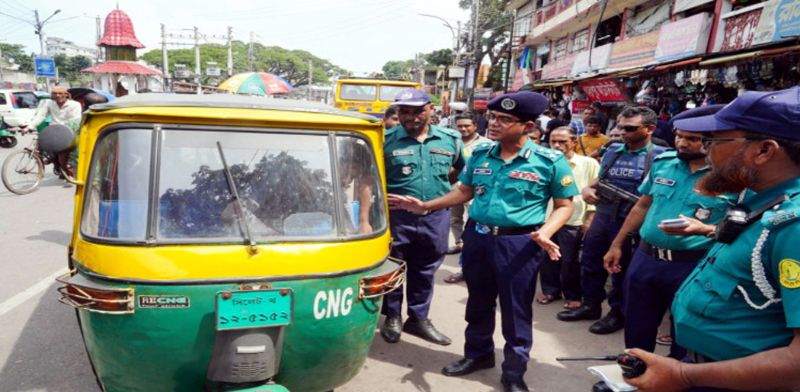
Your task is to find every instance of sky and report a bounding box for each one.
[0,0,471,75]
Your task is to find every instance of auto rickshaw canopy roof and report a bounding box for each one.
[89,93,380,124]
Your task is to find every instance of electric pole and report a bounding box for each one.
[96,15,102,63]
[161,24,169,91]
[469,0,480,109]
[194,26,201,94]
[227,26,233,77]
[248,31,255,72]
[307,60,312,100]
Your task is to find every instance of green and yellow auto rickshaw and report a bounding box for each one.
[55,94,404,392]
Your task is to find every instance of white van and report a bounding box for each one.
[0,89,42,126]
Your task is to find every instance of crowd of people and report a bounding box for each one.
[381,85,800,392]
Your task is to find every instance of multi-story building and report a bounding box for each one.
[507,0,800,111]
[46,37,99,60]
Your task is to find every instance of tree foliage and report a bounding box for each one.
[140,42,348,86]
[54,54,93,86]
[458,0,512,79]
[381,60,415,80]
[0,43,34,73]
[424,49,453,67]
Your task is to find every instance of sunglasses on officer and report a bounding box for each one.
[617,124,644,133]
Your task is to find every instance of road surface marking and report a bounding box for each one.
[0,268,68,317]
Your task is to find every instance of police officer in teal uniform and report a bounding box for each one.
[602,105,730,371]
[624,87,800,392]
[380,88,465,346]
[389,91,578,392]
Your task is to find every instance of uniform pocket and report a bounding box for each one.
[432,155,452,175]
[503,181,538,207]
[650,183,676,200]
[389,156,417,178]
[685,270,739,321]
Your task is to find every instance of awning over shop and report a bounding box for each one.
[699,51,760,66]
[82,61,161,75]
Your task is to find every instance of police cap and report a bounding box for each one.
[487,92,549,122]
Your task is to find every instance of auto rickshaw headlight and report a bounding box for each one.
[56,272,134,314]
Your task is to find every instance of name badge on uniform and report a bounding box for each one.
[430,148,454,156]
[392,149,414,157]
[509,170,540,183]
[402,166,412,175]
[473,168,493,176]
[475,185,486,195]
[694,207,711,220]
[654,177,676,187]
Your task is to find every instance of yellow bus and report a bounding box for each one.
[334,79,421,118]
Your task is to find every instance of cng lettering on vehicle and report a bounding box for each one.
[138,295,190,308]
[313,287,354,319]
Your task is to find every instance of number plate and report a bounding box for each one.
[215,290,293,331]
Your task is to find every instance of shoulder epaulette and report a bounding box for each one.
[534,146,563,161]
[654,150,678,161]
[762,205,800,230]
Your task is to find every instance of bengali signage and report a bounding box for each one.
[578,79,627,102]
[655,13,712,62]
[609,31,660,69]
[720,7,764,51]
[540,52,577,80]
[34,56,56,78]
[749,0,800,46]
[571,43,613,75]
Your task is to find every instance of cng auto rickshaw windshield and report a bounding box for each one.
[80,126,386,244]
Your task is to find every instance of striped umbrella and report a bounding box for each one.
[218,72,293,95]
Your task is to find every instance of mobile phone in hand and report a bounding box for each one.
[660,218,689,228]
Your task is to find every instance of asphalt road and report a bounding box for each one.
[0,133,665,391]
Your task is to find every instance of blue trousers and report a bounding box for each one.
[624,249,700,359]
[461,221,543,382]
[580,213,632,309]
[538,225,582,301]
[382,209,449,320]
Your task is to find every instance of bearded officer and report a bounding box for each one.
[380,88,465,345]
[601,105,731,378]
[624,86,800,391]
[389,91,578,392]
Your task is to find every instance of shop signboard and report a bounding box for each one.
[578,79,626,102]
[609,31,659,69]
[571,99,591,115]
[673,0,715,14]
[720,7,763,51]
[571,43,613,75]
[655,13,712,62]
[540,52,577,80]
[748,0,800,45]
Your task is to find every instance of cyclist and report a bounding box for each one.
[24,86,82,178]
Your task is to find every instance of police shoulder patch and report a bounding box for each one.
[560,175,574,187]
[779,258,800,289]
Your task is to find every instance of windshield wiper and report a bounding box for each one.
[216,141,258,255]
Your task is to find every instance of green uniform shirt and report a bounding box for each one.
[672,177,800,361]
[384,124,465,201]
[638,151,731,250]
[459,140,579,227]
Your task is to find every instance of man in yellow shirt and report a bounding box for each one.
[575,116,608,159]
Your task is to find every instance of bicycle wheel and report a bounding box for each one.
[2,150,44,194]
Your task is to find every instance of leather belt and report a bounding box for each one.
[469,220,540,236]
[686,350,716,364]
[639,241,708,263]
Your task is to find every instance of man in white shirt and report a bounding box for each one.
[536,126,599,308]
[25,86,82,178]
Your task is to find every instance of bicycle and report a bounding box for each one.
[1,128,75,194]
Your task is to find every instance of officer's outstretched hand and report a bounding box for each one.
[603,245,623,274]
[387,194,426,214]
[658,215,715,237]
[623,348,691,392]
[531,231,560,260]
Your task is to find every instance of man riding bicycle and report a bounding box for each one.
[24,86,82,178]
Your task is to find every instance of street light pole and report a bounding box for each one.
[417,13,460,110]
[34,9,61,55]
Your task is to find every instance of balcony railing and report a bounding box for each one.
[534,0,574,27]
